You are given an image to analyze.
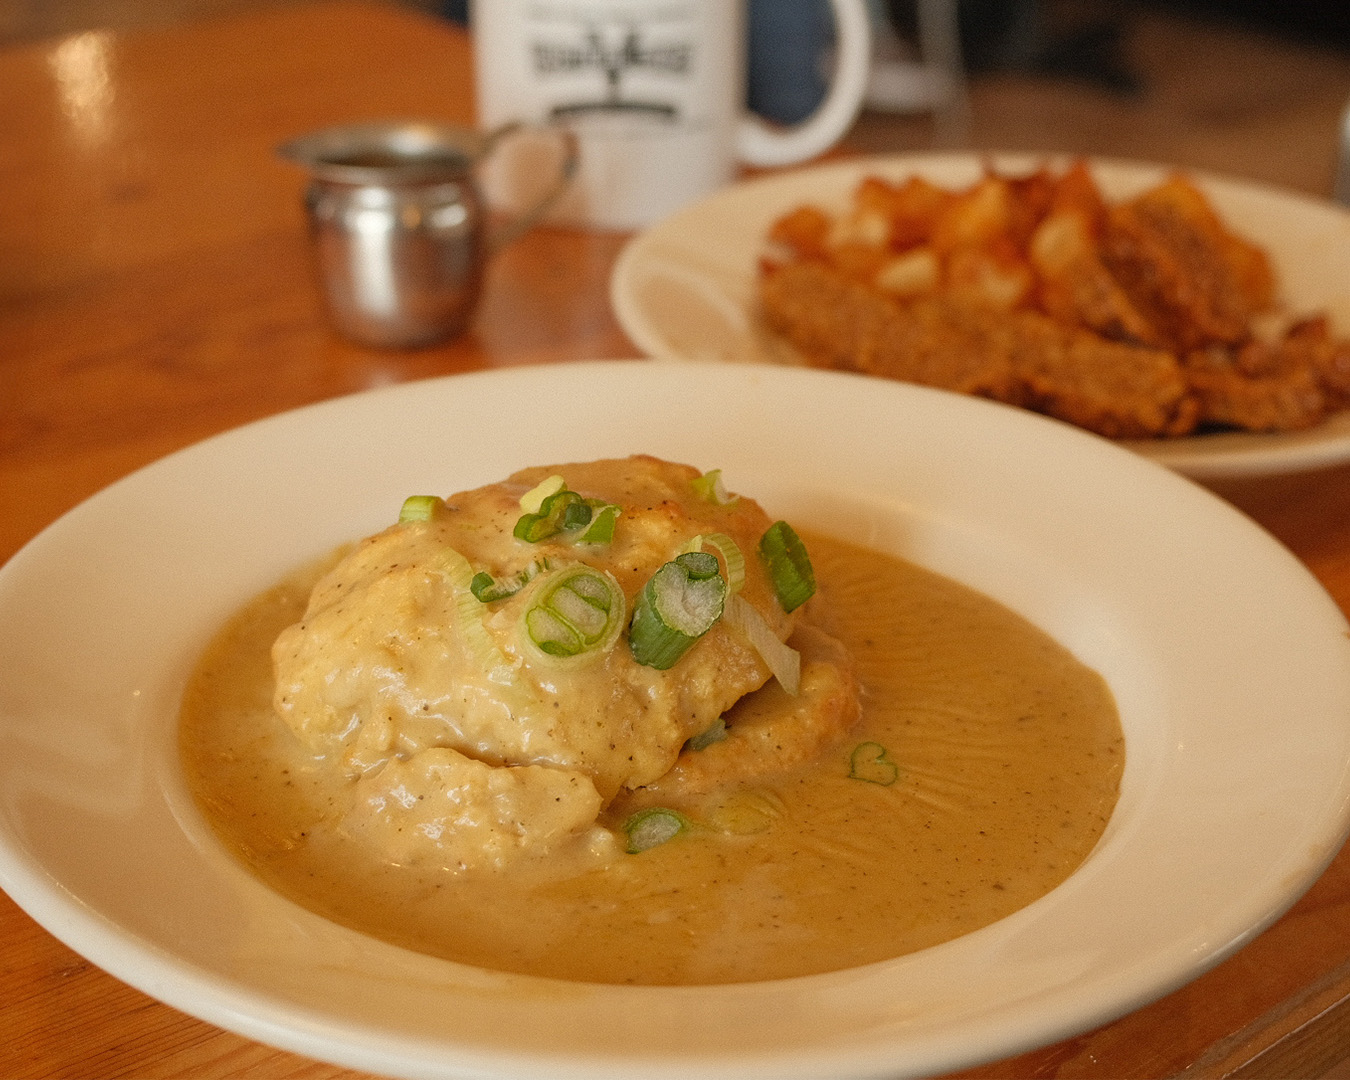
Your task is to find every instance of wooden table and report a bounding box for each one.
[5,3,1350,1077]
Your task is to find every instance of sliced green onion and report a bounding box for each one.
[398,495,445,523]
[628,551,726,670]
[849,742,899,786]
[623,807,691,853]
[519,474,565,513]
[723,593,801,695]
[758,520,816,612]
[687,717,727,751]
[515,489,589,542]
[560,496,593,532]
[470,559,548,603]
[519,565,626,663]
[690,469,738,505]
[579,502,620,544]
[685,533,746,594]
[515,472,623,547]
[469,571,497,599]
[428,548,519,686]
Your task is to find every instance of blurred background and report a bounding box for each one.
[3,0,1350,198]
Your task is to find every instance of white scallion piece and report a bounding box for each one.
[686,532,746,595]
[429,548,520,686]
[518,474,566,514]
[723,593,801,695]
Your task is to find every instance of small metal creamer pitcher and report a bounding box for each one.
[280,121,577,348]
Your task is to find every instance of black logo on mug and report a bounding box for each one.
[532,21,692,121]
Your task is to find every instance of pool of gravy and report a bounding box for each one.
[180,532,1123,985]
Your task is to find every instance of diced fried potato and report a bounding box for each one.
[1003,166,1058,247]
[767,205,831,260]
[930,176,1016,254]
[828,207,891,250]
[873,247,939,298]
[945,239,1034,310]
[1048,159,1109,226]
[853,175,903,221]
[890,175,958,249]
[828,240,891,283]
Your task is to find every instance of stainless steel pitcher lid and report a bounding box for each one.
[278,121,494,184]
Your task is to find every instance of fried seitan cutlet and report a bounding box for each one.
[759,161,1348,438]
[761,258,1198,438]
[1013,309,1199,437]
[1184,334,1326,432]
[1101,175,1274,354]
[758,259,1021,401]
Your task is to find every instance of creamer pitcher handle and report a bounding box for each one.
[482,123,580,254]
[737,0,871,168]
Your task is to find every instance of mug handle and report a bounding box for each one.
[479,122,580,254]
[737,0,871,168]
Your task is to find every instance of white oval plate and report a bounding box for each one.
[2,361,1350,1080]
[610,153,1350,480]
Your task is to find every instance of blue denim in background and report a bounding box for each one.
[747,0,834,125]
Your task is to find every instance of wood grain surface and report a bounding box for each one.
[7,4,1350,1077]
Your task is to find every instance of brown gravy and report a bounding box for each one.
[180,532,1122,985]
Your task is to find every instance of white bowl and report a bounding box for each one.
[2,361,1349,1079]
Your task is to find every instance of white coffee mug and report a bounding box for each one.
[471,0,871,231]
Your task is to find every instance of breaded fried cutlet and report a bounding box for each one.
[1184,340,1326,432]
[1012,311,1198,437]
[761,260,1198,438]
[1102,176,1274,353]
[759,260,1021,401]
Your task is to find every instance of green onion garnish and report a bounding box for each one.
[428,548,519,686]
[758,520,816,612]
[690,469,738,505]
[623,807,690,853]
[515,486,621,547]
[579,502,620,544]
[686,532,746,594]
[514,488,589,542]
[687,717,727,751]
[520,565,626,662]
[470,559,548,603]
[628,551,726,670]
[398,495,445,523]
[849,742,899,786]
[518,474,565,513]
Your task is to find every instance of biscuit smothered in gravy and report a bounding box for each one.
[271,455,859,874]
[185,455,1121,983]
